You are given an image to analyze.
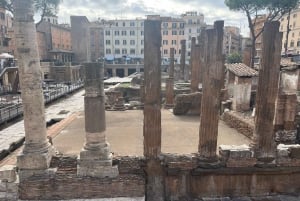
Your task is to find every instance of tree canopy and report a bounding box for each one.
[225,0,299,67]
[226,52,242,64]
[0,0,61,23]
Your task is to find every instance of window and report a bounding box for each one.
[163,30,168,35]
[291,40,295,47]
[141,31,144,36]
[106,40,111,45]
[179,49,181,54]
[130,40,135,45]
[172,30,177,35]
[172,40,176,45]
[130,30,135,36]
[294,14,297,18]
[115,31,120,36]
[115,49,120,54]
[130,21,135,26]
[106,49,111,54]
[292,33,295,37]
[172,23,177,28]
[189,28,192,33]
[179,30,184,35]
[123,40,127,45]
[180,23,184,28]
[115,40,120,45]
[122,48,127,54]
[141,40,144,45]
[130,49,135,54]
[123,22,126,27]
[163,40,168,45]
[141,49,144,54]
[163,22,168,28]
[121,30,127,36]
[141,22,144,27]
[105,30,110,35]
[164,49,168,55]
[188,19,192,24]
[293,22,296,28]
[115,22,118,27]
[297,41,300,47]
[197,28,201,33]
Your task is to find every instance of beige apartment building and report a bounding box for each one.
[161,17,185,63]
[280,8,300,55]
[223,26,241,55]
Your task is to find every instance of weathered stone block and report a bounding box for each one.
[290,147,300,159]
[77,163,119,178]
[17,146,55,170]
[0,166,16,182]
[79,148,111,161]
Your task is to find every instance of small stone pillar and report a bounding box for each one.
[14,0,54,179]
[165,48,175,108]
[77,62,118,178]
[144,17,164,201]
[198,21,224,166]
[190,37,201,92]
[252,21,282,166]
[180,40,186,81]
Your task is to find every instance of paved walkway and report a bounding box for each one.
[0,90,84,154]
[53,109,250,156]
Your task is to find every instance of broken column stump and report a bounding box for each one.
[77,62,118,178]
[143,17,165,201]
[252,21,282,167]
[198,21,224,167]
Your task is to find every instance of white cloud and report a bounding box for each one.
[56,0,250,36]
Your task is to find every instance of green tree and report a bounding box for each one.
[226,52,242,63]
[0,0,61,24]
[225,0,299,67]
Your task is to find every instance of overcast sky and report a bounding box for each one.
[55,0,250,36]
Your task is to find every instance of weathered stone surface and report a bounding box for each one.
[252,21,282,164]
[275,130,297,144]
[199,21,224,159]
[0,166,16,182]
[219,145,256,167]
[222,111,254,139]
[173,92,202,115]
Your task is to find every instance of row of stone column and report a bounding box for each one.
[15,0,283,184]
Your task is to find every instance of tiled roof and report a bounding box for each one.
[225,63,258,77]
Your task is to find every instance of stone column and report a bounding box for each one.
[190,37,201,92]
[165,48,175,108]
[77,62,118,178]
[14,0,54,177]
[252,21,282,166]
[198,28,206,85]
[144,17,165,201]
[180,40,186,81]
[198,21,224,166]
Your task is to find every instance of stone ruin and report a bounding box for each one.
[2,4,300,200]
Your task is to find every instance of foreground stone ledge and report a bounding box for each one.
[277,144,300,167]
[219,145,256,168]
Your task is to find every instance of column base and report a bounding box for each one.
[198,157,222,169]
[17,145,55,170]
[18,168,57,181]
[255,156,276,168]
[77,149,119,178]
